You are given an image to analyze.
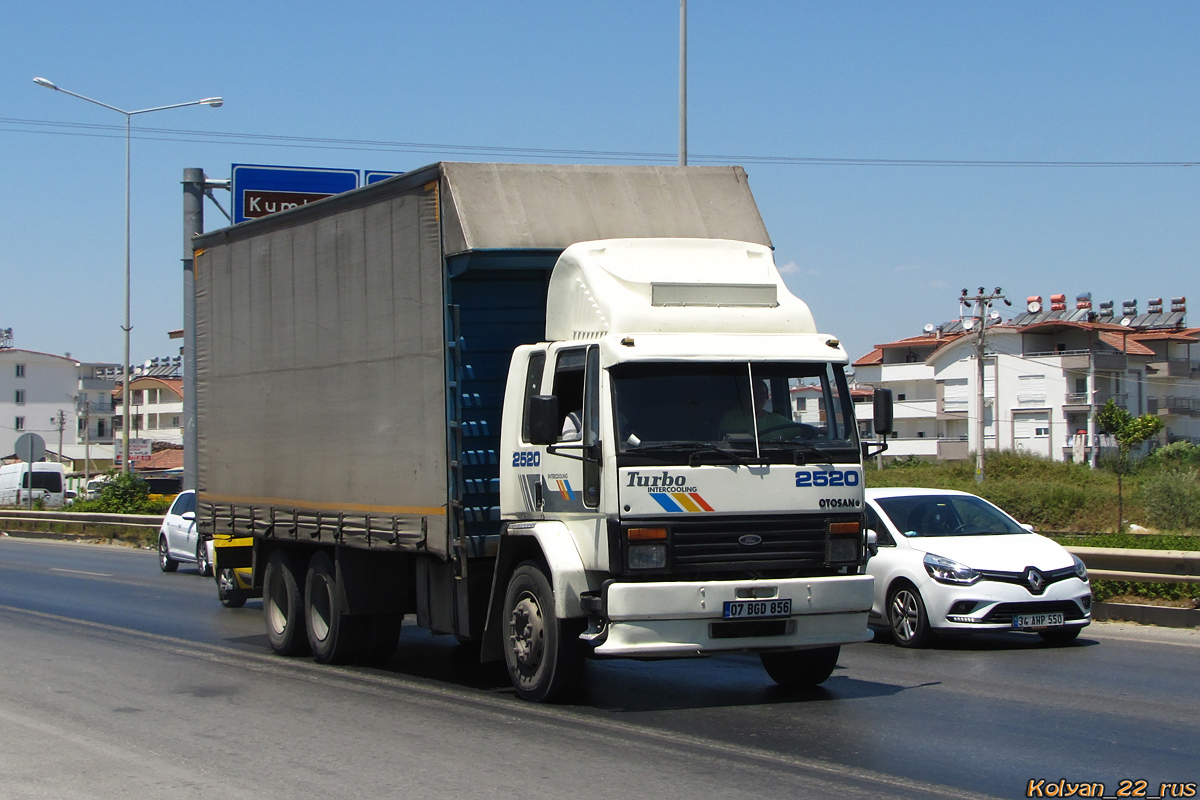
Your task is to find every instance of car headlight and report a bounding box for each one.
[923,552,980,585]
[1072,554,1089,582]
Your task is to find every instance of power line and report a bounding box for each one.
[2,116,1199,168]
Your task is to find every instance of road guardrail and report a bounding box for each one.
[1066,546,1200,584]
[0,509,164,529]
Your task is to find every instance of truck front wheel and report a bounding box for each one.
[264,550,310,656]
[502,562,584,703]
[760,645,840,688]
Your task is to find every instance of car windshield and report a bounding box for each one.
[874,494,1027,537]
[611,361,859,465]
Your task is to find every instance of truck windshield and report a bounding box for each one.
[611,361,859,465]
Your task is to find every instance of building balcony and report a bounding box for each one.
[1148,396,1196,416]
[1025,350,1127,372]
[1146,359,1196,378]
[892,398,937,419]
[1063,392,1128,411]
[937,438,970,460]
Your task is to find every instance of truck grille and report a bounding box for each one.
[665,514,860,573]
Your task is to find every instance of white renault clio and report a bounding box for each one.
[864,488,1092,647]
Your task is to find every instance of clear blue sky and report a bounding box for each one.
[3,2,1198,367]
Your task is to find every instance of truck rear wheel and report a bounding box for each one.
[305,551,367,664]
[760,645,840,688]
[264,550,310,656]
[502,562,584,703]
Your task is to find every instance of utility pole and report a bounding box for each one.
[961,287,1011,483]
[52,409,67,465]
[81,399,91,481]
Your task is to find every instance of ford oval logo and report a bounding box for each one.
[738,534,763,547]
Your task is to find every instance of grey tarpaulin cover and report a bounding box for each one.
[193,163,770,556]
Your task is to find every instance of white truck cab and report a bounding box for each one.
[491,238,891,700]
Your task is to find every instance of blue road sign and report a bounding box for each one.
[231,164,360,224]
[365,171,403,185]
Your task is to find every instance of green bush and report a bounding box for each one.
[1140,469,1200,531]
[68,473,169,515]
[1090,580,1200,604]
[1145,441,1200,469]
[1049,531,1199,549]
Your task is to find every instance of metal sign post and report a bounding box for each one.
[14,432,46,510]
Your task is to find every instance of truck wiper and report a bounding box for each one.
[625,441,754,466]
[759,440,836,465]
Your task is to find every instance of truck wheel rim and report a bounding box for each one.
[509,592,545,675]
[310,574,333,642]
[266,569,289,635]
[218,569,236,594]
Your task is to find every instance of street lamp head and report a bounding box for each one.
[33,77,59,90]
[201,97,223,108]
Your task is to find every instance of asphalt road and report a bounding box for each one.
[1,535,1197,799]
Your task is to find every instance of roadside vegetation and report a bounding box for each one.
[0,472,166,548]
[68,472,172,516]
[866,446,1200,535]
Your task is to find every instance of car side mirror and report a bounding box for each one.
[182,511,196,521]
[527,395,560,446]
[866,528,879,557]
[1019,523,1035,533]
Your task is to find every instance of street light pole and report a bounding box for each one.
[33,78,221,472]
[679,0,687,167]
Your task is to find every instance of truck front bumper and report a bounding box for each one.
[590,575,873,658]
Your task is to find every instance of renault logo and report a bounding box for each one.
[738,534,763,547]
[1025,567,1046,594]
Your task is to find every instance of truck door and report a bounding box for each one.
[539,344,600,513]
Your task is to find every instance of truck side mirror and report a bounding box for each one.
[527,395,560,445]
[873,388,894,436]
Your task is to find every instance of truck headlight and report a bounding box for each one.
[923,552,980,585]
[628,544,667,570]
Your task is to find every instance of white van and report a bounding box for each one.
[0,462,67,508]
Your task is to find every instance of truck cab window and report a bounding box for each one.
[552,349,587,442]
[520,351,547,442]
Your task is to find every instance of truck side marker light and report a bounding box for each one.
[828,522,860,535]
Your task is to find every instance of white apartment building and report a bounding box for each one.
[0,338,118,461]
[853,295,1199,463]
[112,357,185,445]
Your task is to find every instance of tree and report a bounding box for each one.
[1095,399,1164,532]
